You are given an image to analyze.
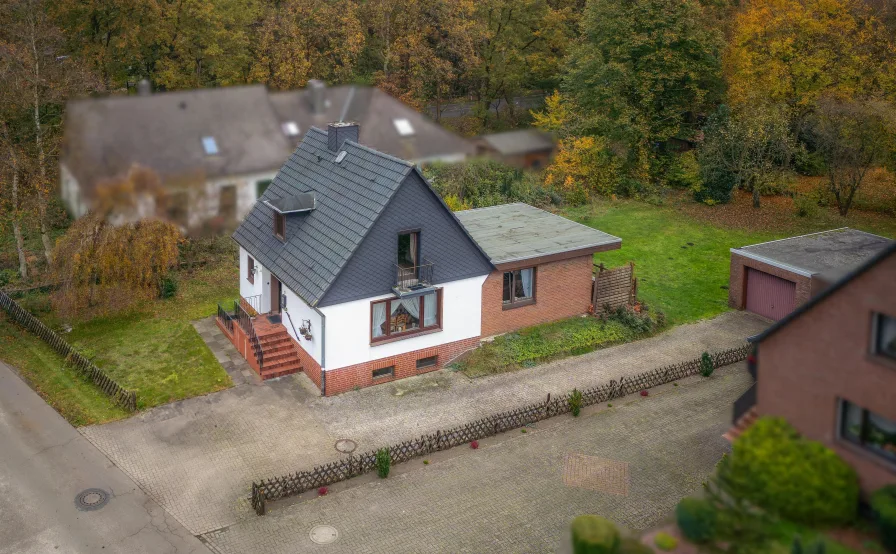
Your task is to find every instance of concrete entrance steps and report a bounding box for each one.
[255,322,302,380]
[723,406,758,443]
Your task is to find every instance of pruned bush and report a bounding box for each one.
[159,272,178,299]
[699,352,714,377]
[375,448,391,479]
[871,484,896,552]
[653,532,678,551]
[571,515,620,554]
[569,388,584,417]
[676,497,717,544]
[727,417,859,526]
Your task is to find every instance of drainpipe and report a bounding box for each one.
[312,305,326,396]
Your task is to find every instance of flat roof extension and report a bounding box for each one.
[455,203,621,266]
[732,228,893,277]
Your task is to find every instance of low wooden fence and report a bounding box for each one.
[0,291,137,411]
[250,343,751,515]
[592,262,636,312]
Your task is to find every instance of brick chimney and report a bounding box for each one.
[308,79,326,115]
[327,122,359,152]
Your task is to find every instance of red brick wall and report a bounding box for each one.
[297,342,322,389]
[728,253,812,310]
[323,336,480,396]
[756,253,896,494]
[217,318,261,374]
[481,255,593,337]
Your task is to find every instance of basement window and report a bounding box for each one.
[416,356,438,369]
[372,366,394,379]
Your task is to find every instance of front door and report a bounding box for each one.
[270,275,282,314]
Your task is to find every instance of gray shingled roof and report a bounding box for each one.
[233,127,414,306]
[733,228,893,276]
[268,86,476,162]
[454,203,621,265]
[479,129,555,156]
[63,85,292,195]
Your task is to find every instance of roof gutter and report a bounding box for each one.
[729,248,815,278]
[311,304,326,396]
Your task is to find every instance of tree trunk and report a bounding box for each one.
[752,186,760,208]
[30,21,53,268]
[3,122,28,280]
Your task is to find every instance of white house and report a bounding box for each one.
[222,122,621,395]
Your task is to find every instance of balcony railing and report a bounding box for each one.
[217,303,234,335]
[393,259,435,296]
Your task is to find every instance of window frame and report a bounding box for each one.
[273,212,285,240]
[416,355,439,369]
[247,255,255,284]
[370,289,442,344]
[871,312,896,363]
[838,398,896,467]
[502,266,537,310]
[372,366,395,380]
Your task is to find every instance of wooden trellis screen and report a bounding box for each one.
[250,343,751,515]
[0,291,137,411]
[592,262,636,313]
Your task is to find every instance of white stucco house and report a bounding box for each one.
[220,122,621,395]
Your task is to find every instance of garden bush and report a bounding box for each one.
[871,484,896,552]
[653,532,678,551]
[791,536,827,554]
[569,388,584,417]
[571,515,621,554]
[727,417,859,526]
[159,272,179,299]
[375,448,391,479]
[676,497,718,543]
[699,352,713,377]
[619,537,654,553]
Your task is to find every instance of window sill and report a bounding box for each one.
[866,353,896,371]
[371,326,442,346]
[502,299,535,311]
[836,438,896,473]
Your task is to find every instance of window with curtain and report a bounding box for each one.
[874,313,896,360]
[502,267,535,306]
[247,255,255,284]
[840,399,896,464]
[371,290,440,342]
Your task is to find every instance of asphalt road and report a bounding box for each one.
[0,361,209,554]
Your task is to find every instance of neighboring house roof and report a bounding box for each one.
[478,129,555,156]
[233,127,419,306]
[268,86,475,163]
[750,241,896,344]
[731,228,893,277]
[63,85,292,195]
[454,203,621,265]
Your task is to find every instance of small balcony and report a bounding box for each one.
[392,259,435,297]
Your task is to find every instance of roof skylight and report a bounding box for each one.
[201,136,219,155]
[335,151,347,164]
[282,121,300,136]
[393,118,414,137]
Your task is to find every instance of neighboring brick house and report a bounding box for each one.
[731,242,896,494]
[222,123,621,395]
[729,229,892,321]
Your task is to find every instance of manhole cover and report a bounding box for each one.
[310,525,339,545]
[74,488,110,511]
[334,439,357,454]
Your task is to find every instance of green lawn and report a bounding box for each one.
[2,262,238,423]
[459,315,649,378]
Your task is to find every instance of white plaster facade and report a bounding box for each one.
[239,246,485,372]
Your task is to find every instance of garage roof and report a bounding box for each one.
[731,228,893,277]
[455,203,621,265]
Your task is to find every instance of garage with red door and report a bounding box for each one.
[729,229,893,321]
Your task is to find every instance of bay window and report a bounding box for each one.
[502,267,535,307]
[371,289,441,342]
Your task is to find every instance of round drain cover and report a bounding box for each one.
[309,525,339,545]
[334,439,357,454]
[75,488,110,511]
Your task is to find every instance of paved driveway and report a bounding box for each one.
[203,363,753,553]
[80,311,766,535]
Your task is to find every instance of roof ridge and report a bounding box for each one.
[68,84,270,105]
